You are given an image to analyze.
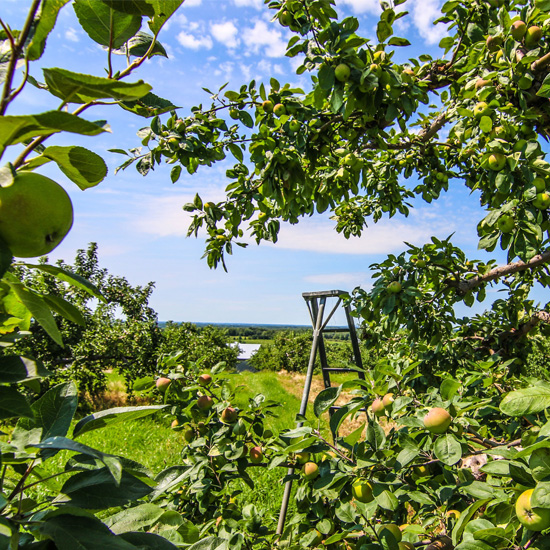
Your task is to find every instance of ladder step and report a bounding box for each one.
[302,290,346,298]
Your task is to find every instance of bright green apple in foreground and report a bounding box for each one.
[516,489,550,531]
[0,171,73,258]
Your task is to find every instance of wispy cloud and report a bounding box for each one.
[232,0,263,8]
[65,27,79,42]
[304,272,371,287]
[339,0,381,14]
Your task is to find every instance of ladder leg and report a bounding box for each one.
[276,297,327,536]
[344,304,365,378]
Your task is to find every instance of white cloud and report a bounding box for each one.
[240,63,252,80]
[243,20,287,58]
[183,0,203,6]
[214,61,235,80]
[65,28,79,42]
[232,0,263,8]
[211,21,240,49]
[338,0,381,14]
[410,0,447,45]
[177,30,213,50]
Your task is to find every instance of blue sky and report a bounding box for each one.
[2,1,518,325]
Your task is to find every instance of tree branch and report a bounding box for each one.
[448,250,550,296]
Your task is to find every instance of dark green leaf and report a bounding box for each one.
[61,468,152,508]
[125,31,167,57]
[0,355,50,383]
[120,92,180,118]
[148,0,185,35]
[43,67,151,104]
[28,0,71,60]
[500,383,550,416]
[313,385,341,417]
[0,387,33,420]
[0,112,106,155]
[119,532,179,550]
[42,294,85,325]
[73,0,142,49]
[434,434,462,465]
[73,405,167,437]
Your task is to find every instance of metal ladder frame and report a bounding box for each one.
[276,290,365,536]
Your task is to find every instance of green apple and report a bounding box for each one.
[279,10,292,27]
[516,489,550,531]
[511,21,527,41]
[262,100,274,113]
[533,177,547,192]
[372,398,385,416]
[377,524,402,543]
[525,26,542,48]
[533,192,550,209]
[351,479,373,503]
[387,281,402,294]
[423,407,452,434]
[221,406,238,423]
[273,103,286,117]
[487,152,506,171]
[229,108,239,120]
[382,392,395,411]
[497,214,515,234]
[0,171,73,258]
[295,451,310,464]
[475,78,490,90]
[335,63,351,82]
[258,212,268,222]
[183,427,195,443]
[303,461,319,480]
[198,374,212,386]
[156,377,171,392]
[518,75,533,90]
[486,35,502,52]
[289,119,301,133]
[473,102,491,119]
[249,446,263,463]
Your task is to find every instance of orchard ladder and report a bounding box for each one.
[276,289,365,536]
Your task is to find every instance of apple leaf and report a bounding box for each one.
[148,0,186,35]
[434,434,462,465]
[123,31,168,58]
[42,294,86,325]
[120,92,180,118]
[313,385,341,417]
[73,0,142,50]
[500,383,550,416]
[40,145,107,189]
[118,532,180,550]
[27,0,71,60]
[6,279,63,346]
[73,405,168,437]
[0,111,107,155]
[43,68,152,104]
[0,355,51,384]
[0,387,34,420]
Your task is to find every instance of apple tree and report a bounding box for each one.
[118,0,550,548]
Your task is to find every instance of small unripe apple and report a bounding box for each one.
[249,446,263,463]
[377,524,402,543]
[229,108,239,120]
[511,21,527,41]
[351,478,373,503]
[382,393,395,411]
[289,119,301,133]
[487,152,506,171]
[273,103,286,117]
[335,63,351,82]
[533,177,547,192]
[486,35,502,52]
[475,78,490,90]
[197,395,213,410]
[525,26,542,48]
[197,421,208,435]
[221,406,238,423]
[262,99,273,113]
[533,192,550,209]
[387,281,402,294]
[198,374,212,386]
[372,398,385,417]
[473,101,491,119]
[423,407,452,434]
[497,214,515,234]
[303,461,319,480]
[279,10,292,27]
[156,377,171,392]
[183,427,195,442]
[295,451,310,464]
